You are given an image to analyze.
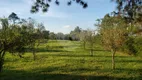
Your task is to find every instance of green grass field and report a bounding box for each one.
[0,40,142,80]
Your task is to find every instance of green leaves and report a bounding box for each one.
[0,15,46,55]
[99,15,127,50]
[8,12,19,24]
[112,0,142,22]
[31,0,88,13]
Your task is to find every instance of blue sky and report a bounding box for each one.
[0,0,117,34]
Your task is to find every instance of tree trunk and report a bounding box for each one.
[32,49,36,61]
[90,42,94,56]
[111,49,116,70]
[0,58,4,72]
[83,41,86,49]
[90,49,93,56]
[0,51,5,72]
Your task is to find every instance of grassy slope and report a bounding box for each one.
[0,40,142,80]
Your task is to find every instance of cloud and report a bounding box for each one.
[63,25,72,29]
[38,10,71,18]
[0,0,71,19]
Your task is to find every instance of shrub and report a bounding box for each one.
[134,36,142,56]
[121,36,142,56]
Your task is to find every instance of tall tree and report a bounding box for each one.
[70,26,81,41]
[79,30,88,49]
[98,14,127,69]
[112,0,142,31]
[42,30,50,39]
[86,29,95,56]
[0,18,22,72]
[0,16,46,72]
[56,32,65,40]
[49,32,56,40]
[8,12,19,24]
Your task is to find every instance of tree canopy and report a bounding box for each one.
[0,12,49,72]
[112,0,142,23]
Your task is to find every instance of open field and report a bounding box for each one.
[0,40,142,80]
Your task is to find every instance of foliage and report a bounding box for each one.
[0,13,48,72]
[31,0,88,13]
[8,12,19,24]
[42,30,50,39]
[112,0,142,56]
[122,36,142,56]
[48,26,82,41]
[49,32,56,40]
[112,0,142,23]
[98,14,127,69]
[70,26,81,41]
[99,15,127,51]
[56,32,65,40]
[121,37,137,55]
[79,30,88,49]
[134,36,142,56]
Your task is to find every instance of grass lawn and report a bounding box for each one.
[0,40,142,80]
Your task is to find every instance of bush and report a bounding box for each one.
[134,36,142,56]
[121,36,142,56]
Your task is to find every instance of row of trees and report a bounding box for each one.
[48,26,81,40]
[76,0,142,70]
[0,13,49,72]
[1,0,142,72]
[30,0,142,70]
[95,1,142,69]
[0,15,96,72]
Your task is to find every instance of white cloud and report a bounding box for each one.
[0,0,70,19]
[63,25,72,29]
[39,10,70,18]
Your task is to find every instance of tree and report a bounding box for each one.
[0,16,47,71]
[79,29,95,55]
[56,32,65,40]
[25,19,45,60]
[42,30,50,39]
[70,26,81,41]
[85,29,95,56]
[98,14,127,69]
[112,0,142,32]
[8,12,19,24]
[0,18,22,72]
[0,18,9,72]
[31,0,88,13]
[64,34,70,40]
[74,26,81,33]
[49,32,56,40]
[79,30,88,49]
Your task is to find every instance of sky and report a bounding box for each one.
[0,0,117,34]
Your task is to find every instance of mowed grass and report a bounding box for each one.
[0,40,142,80]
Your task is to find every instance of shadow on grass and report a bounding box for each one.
[1,68,142,80]
[36,48,71,53]
[48,45,78,49]
[89,59,142,63]
[48,54,133,58]
[45,54,142,63]
[93,49,110,52]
